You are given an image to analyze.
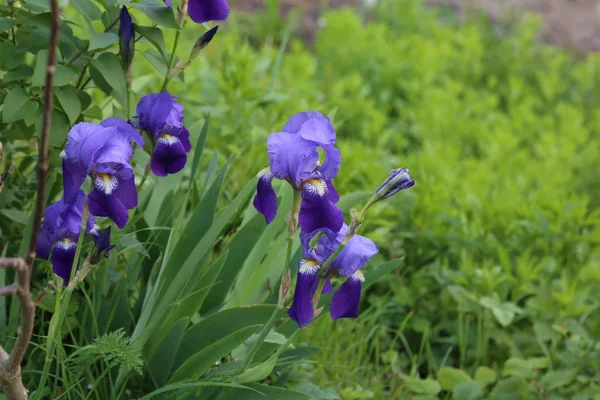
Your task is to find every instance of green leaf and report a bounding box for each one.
[233,355,278,384]
[71,0,102,21]
[174,305,276,370]
[479,296,522,327]
[0,18,16,32]
[89,53,127,105]
[89,31,119,51]
[54,86,82,125]
[403,377,441,395]
[225,383,312,400]
[142,49,169,75]
[0,209,28,225]
[502,358,539,379]
[3,65,34,83]
[134,2,179,29]
[168,325,262,383]
[453,382,484,400]
[489,376,528,397]
[0,43,26,71]
[140,382,259,400]
[189,114,210,185]
[35,109,70,148]
[540,369,578,390]
[2,88,39,123]
[438,367,472,391]
[148,318,189,387]
[362,258,403,291]
[134,24,168,59]
[474,366,497,387]
[32,50,77,87]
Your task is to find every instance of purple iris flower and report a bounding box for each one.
[119,6,134,64]
[62,119,144,229]
[36,191,95,283]
[92,226,115,263]
[136,91,191,177]
[162,0,229,24]
[253,111,344,233]
[287,224,378,327]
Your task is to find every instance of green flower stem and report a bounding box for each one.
[36,204,89,399]
[125,64,133,120]
[242,189,302,370]
[161,29,181,92]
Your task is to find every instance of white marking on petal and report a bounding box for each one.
[257,167,273,181]
[158,133,181,146]
[89,224,100,236]
[304,179,327,197]
[94,173,119,195]
[351,270,365,282]
[298,259,320,275]
[54,238,76,251]
[59,150,67,159]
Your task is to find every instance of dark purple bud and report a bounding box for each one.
[373,168,414,201]
[119,6,134,65]
[195,26,219,51]
[92,226,115,264]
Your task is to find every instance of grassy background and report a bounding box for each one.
[132,0,600,398]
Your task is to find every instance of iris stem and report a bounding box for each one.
[36,204,89,399]
[242,190,302,370]
[161,30,181,92]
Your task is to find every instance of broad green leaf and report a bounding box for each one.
[489,376,528,397]
[0,43,26,71]
[189,114,210,185]
[437,367,472,391]
[233,355,278,384]
[201,214,266,312]
[453,382,484,400]
[0,18,16,32]
[3,65,34,83]
[142,49,169,75]
[225,383,312,400]
[474,366,497,387]
[174,305,276,370]
[540,369,578,390]
[140,382,258,400]
[0,209,28,225]
[134,24,168,59]
[148,318,188,387]
[54,86,82,125]
[502,358,539,379]
[71,0,102,21]
[2,88,38,123]
[168,325,261,383]
[402,377,441,395]
[32,50,76,87]
[35,110,70,148]
[89,31,119,51]
[159,251,228,338]
[89,53,127,105]
[134,2,179,29]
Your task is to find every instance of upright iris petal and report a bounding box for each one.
[254,111,344,232]
[136,91,191,177]
[188,0,230,24]
[62,120,143,228]
[119,6,134,64]
[37,191,95,283]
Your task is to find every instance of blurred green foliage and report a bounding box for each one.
[149,0,600,398]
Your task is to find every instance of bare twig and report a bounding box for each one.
[0,284,18,298]
[0,0,62,398]
[0,162,16,194]
[34,281,54,307]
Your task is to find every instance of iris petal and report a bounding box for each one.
[299,181,344,233]
[287,261,320,328]
[188,0,230,24]
[253,170,278,224]
[330,271,364,320]
[150,138,188,177]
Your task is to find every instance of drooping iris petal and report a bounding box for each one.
[150,136,188,177]
[299,180,344,234]
[188,0,230,24]
[119,6,134,64]
[287,260,320,328]
[267,131,319,186]
[325,179,340,204]
[330,271,364,320]
[51,237,78,284]
[253,168,278,224]
[330,235,378,277]
[36,227,54,260]
[88,190,129,229]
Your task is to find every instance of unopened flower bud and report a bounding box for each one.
[372,168,414,201]
[119,6,135,65]
[190,26,219,61]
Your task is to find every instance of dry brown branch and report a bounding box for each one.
[34,281,54,307]
[0,1,62,398]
